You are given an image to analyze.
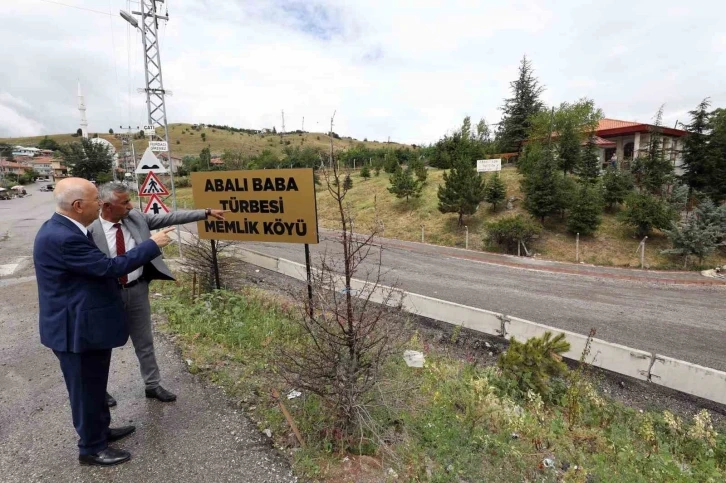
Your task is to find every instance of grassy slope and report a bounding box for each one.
[0,123,406,159]
[153,280,726,482]
[173,166,726,269]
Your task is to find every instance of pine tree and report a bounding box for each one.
[343,174,353,190]
[631,106,674,196]
[681,98,711,195]
[497,56,545,153]
[437,158,486,226]
[484,172,507,211]
[388,165,422,201]
[384,155,399,174]
[602,167,634,209]
[566,182,603,236]
[524,147,560,223]
[706,108,726,203]
[662,199,722,267]
[557,118,580,175]
[411,158,428,184]
[577,134,601,183]
[360,165,371,180]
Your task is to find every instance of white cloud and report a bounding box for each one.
[0,102,46,137]
[1,0,725,145]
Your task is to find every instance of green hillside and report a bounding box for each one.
[0,123,407,159]
[175,166,725,270]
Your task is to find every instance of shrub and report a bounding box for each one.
[485,215,541,254]
[343,174,353,190]
[360,165,371,180]
[619,192,676,237]
[498,332,570,402]
[173,176,191,188]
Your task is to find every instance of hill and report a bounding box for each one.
[172,166,726,270]
[0,123,408,158]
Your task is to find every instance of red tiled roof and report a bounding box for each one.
[586,136,616,147]
[596,118,687,137]
[210,158,224,165]
[597,119,641,130]
[0,160,29,170]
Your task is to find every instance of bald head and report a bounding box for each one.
[54,178,101,226]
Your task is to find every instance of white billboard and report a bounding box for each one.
[476,159,501,173]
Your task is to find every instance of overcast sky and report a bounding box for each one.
[1,0,725,144]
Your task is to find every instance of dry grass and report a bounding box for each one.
[1,124,406,159]
[173,165,726,270]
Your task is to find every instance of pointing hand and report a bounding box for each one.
[150,226,176,248]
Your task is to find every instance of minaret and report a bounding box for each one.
[77,80,88,139]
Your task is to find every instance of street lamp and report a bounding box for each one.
[119,10,138,29]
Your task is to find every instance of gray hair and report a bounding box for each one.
[98,182,130,203]
[54,184,87,211]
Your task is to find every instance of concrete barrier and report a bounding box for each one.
[651,355,726,406]
[215,246,726,406]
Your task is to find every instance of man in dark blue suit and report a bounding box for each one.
[33,177,176,466]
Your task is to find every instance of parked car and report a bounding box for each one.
[0,188,9,200]
[39,184,55,192]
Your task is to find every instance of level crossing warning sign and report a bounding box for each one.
[139,171,169,197]
[143,194,170,215]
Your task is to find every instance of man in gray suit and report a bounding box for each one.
[89,182,226,404]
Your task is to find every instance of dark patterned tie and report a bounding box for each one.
[113,223,128,285]
[86,231,95,246]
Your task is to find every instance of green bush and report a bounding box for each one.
[498,331,570,402]
[619,192,676,237]
[174,176,191,188]
[484,215,541,254]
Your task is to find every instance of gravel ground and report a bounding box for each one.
[0,277,296,483]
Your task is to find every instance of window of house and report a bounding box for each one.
[624,142,634,158]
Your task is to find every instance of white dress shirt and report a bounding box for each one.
[57,213,88,236]
[99,216,142,283]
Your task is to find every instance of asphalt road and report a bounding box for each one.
[0,186,295,482]
[235,236,726,372]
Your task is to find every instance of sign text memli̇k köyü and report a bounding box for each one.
[191,169,319,244]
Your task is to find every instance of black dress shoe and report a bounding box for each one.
[105,392,117,408]
[108,425,136,443]
[145,386,177,402]
[78,447,131,466]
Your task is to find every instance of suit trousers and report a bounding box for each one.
[54,349,112,455]
[120,280,161,389]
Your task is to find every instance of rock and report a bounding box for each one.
[542,457,555,469]
[403,350,425,368]
[263,428,272,438]
[619,381,626,389]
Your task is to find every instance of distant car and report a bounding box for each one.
[39,184,55,192]
[0,189,9,201]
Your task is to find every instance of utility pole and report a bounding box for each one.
[281,110,286,141]
[120,1,182,253]
[301,116,304,132]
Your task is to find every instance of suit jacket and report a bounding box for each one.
[88,209,206,281]
[33,213,162,353]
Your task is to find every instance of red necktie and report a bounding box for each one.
[114,223,127,285]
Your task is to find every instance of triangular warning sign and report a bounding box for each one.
[143,194,170,215]
[139,171,170,197]
[135,147,168,174]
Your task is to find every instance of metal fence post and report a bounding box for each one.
[576,233,580,262]
[421,225,424,243]
[465,225,469,250]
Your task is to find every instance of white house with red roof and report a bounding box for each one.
[592,118,688,174]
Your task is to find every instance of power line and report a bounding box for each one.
[35,0,112,16]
